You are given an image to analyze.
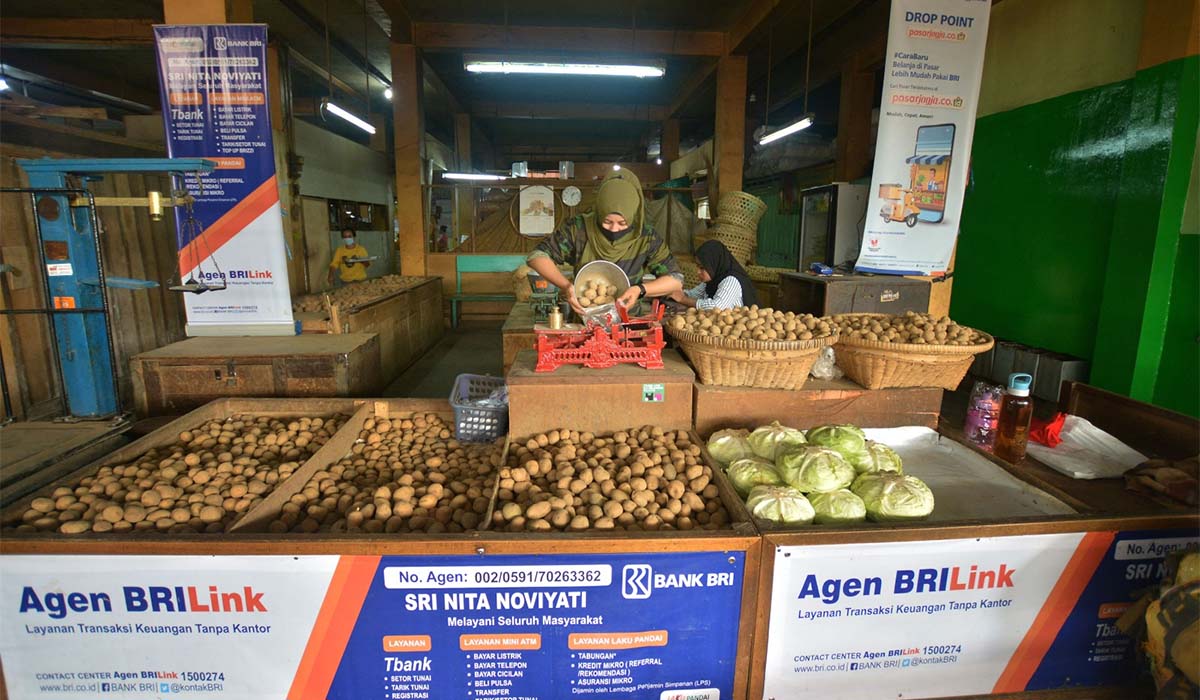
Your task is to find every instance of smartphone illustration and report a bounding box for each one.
[911,123,955,224]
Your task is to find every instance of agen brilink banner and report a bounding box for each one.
[153,24,294,334]
[2,552,745,699]
[857,0,992,275]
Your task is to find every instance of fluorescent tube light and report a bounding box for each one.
[465,60,664,78]
[384,87,393,100]
[323,99,376,135]
[443,172,507,181]
[759,116,813,145]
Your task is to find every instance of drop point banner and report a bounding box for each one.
[857,0,991,276]
[154,24,295,335]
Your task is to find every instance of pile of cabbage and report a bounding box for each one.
[707,423,933,526]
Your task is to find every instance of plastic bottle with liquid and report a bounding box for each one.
[994,373,1034,462]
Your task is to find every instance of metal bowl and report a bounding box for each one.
[573,260,630,297]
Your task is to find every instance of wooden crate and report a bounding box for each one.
[0,397,361,533]
[505,349,696,438]
[693,378,943,436]
[777,272,930,316]
[131,334,382,416]
[501,303,538,374]
[296,277,445,383]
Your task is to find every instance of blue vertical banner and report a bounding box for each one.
[153,25,295,334]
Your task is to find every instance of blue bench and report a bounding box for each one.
[450,254,529,328]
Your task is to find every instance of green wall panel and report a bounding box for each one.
[746,184,801,268]
[951,81,1133,360]
[1154,232,1199,417]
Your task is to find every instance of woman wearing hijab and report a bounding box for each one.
[670,240,758,310]
[527,168,683,314]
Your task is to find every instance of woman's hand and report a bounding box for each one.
[565,284,586,315]
[668,288,687,302]
[616,286,641,309]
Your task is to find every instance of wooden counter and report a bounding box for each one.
[693,378,943,436]
[130,334,382,416]
[500,303,538,375]
[506,349,695,437]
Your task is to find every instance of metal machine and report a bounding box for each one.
[525,270,560,323]
[7,158,216,419]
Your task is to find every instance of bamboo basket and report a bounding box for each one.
[702,222,757,265]
[831,314,995,390]
[746,265,790,284]
[669,326,838,390]
[716,191,768,231]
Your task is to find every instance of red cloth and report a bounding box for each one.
[1030,412,1068,447]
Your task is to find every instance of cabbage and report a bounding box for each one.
[808,489,867,525]
[805,424,868,462]
[706,429,755,466]
[850,441,904,475]
[745,485,815,525]
[747,421,807,461]
[726,457,783,497]
[851,473,935,522]
[776,446,856,493]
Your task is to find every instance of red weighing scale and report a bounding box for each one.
[534,301,666,372]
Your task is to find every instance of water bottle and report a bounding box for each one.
[964,381,1003,452]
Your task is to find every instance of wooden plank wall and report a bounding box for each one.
[0,147,186,419]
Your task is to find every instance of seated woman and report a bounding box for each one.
[527,168,683,314]
[671,240,758,310]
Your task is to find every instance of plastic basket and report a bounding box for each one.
[449,374,508,443]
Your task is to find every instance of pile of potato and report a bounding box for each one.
[292,275,427,313]
[576,279,619,308]
[492,426,730,532]
[836,312,989,346]
[7,414,347,535]
[271,412,502,534]
[668,307,835,343]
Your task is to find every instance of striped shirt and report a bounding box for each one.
[686,278,743,310]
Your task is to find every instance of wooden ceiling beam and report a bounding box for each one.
[667,60,718,117]
[423,61,464,115]
[369,0,412,42]
[413,22,725,56]
[727,0,785,55]
[289,48,368,102]
[473,102,667,122]
[0,18,154,49]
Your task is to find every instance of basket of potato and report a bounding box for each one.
[666,307,838,390]
[4,414,347,535]
[832,312,995,390]
[492,426,735,532]
[292,275,429,314]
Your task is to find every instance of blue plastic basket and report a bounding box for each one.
[449,374,508,443]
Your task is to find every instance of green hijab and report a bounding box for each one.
[581,168,647,265]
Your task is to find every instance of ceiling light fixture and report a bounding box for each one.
[759,116,814,145]
[464,59,664,79]
[0,78,9,92]
[612,164,621,171]
[323,98,376,135]
[443,172,507,181]
[384,87,393,100]
[758,0,817,146]
[656,158,663,165]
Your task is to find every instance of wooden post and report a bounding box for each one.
[368,114,387,153]
[661,118,680,165]
[454,113,476,242]
[835,54,875,182]
[162,0,251,24]
[392,43,426,276]
[713,54,747,205]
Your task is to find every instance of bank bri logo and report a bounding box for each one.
[622,564,652,599]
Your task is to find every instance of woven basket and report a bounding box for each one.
[677,255,703,288]
[669,326,837,390]
[716,191,768,231]
[704,222,757,265]
[831,314,995,390]
[745,265,790,284]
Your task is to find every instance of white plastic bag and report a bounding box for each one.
[1026,415,1146,480]
[809,346,844,381]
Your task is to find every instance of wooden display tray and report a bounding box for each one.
[505,349,695,438]
[130,334,383,416]
[296,277,445,383]
[501,302,538,375]
[693,378,943,436]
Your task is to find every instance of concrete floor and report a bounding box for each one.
[384,321,504,398]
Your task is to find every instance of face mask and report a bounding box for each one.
[343,238,355,246]
[601,224,630,241]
